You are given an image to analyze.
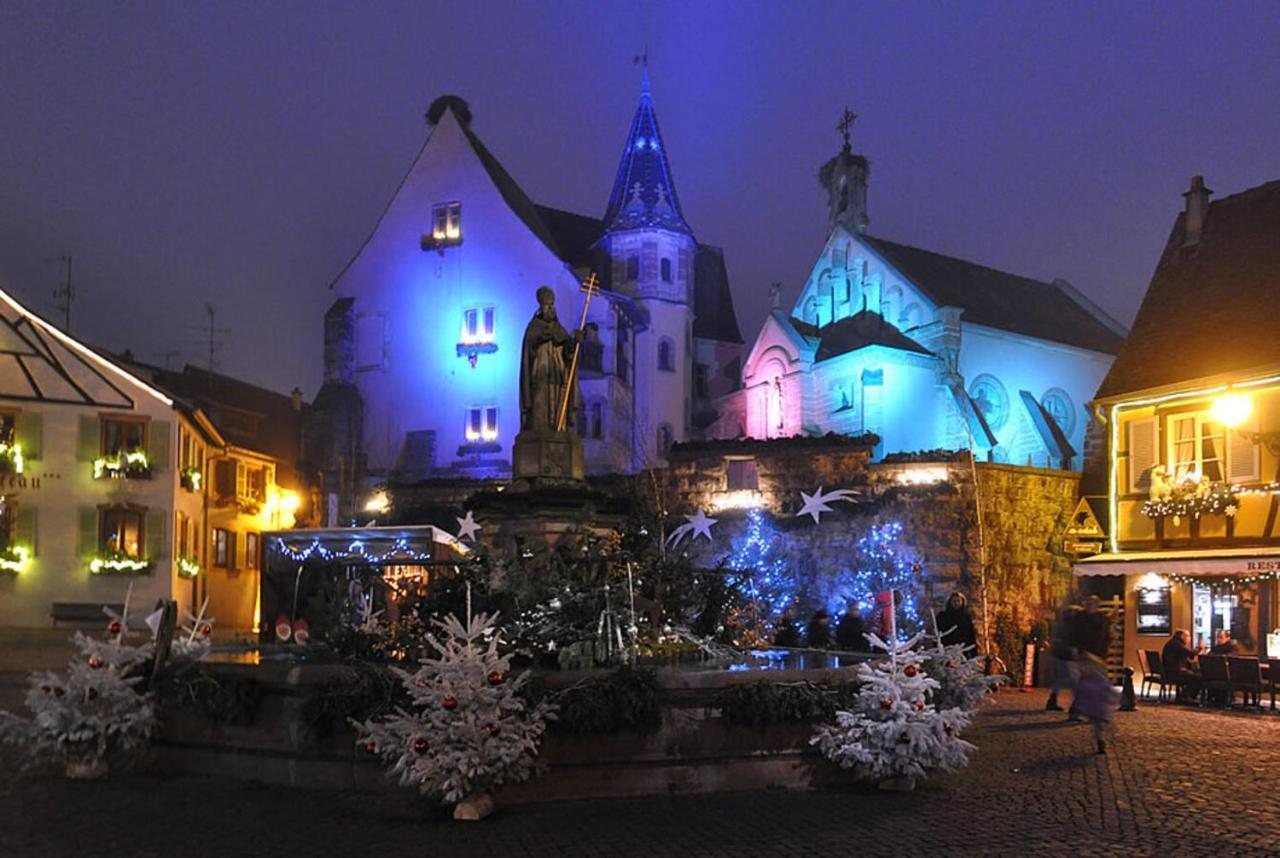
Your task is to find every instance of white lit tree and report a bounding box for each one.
[353,611,554,818]
[922,633,1003,713]
[811,631,974,788]
[0,628,156,778]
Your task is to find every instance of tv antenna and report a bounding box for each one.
[45,255,74,332]
[192,303,231,377]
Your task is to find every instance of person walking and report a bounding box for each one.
[1074,652,1120,754]
[1045,604,1082,712]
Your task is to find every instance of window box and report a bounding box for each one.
[93,449,151,480]
[0,441,24,475]
[0,544,30,574]
[180,467,202,492]
[1141,479,1239,521]
[455,341,499,367]
[457,441,502,456]
[177,558,201,579]
[88,550,152,576]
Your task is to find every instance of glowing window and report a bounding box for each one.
[101,507,144,558]
[1168,413,1224,483]
[658,338,675,372]
[431,201,462,245]
[461,306,495,344]
[101,418,147,456]
[465,407,498,443]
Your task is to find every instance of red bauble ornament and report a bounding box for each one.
[903,665,918,678]
[415,677,428,688]
[880,699,894,710]
[487,671,503,685]
[915,701,925,711]
[413,738,428,754]
[107,620,122,635]
[442,696,458,710]
[912,563,922,573]
[53,686,65,697]
[944,725,954,735]
[40,684,52,695]
[200,623,212,635]
[87,656,103,669]
[946,660,956,669]
[363,741,377,754]
[486,724,500,736]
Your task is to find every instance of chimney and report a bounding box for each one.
[1182,175,1213,247]
[291,387,303,411]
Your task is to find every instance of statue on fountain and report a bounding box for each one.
[513,286,585,482]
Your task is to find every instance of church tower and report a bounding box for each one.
[599,66,697,466]
[820,109,870,235]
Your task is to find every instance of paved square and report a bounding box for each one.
[2,691,1277,857]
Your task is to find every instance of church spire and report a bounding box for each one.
[819,106,870,235]
[602,65,693,237]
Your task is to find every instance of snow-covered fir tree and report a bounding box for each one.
[0,628,156,777]
[922,641,1004,713]
[354,612,554,805]
[811,631,974,783]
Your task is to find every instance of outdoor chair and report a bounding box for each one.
[1265,658,1280,711]
[1199,654,1231,707]
[1137,649,1170,702]
[1228,656,1265,709]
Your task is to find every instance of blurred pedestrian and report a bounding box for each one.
[1073,652,1120,754]
[1045,604,1081,712]
[835,602,867,650]
[773,610,801,648]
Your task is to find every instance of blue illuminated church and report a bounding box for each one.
[311,73,743,521]
[713,116,1126,468]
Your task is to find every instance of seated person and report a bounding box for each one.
[772,611,801,648]
[1162,629,1202,701]
[805,610,832,648]
[1210,629,1239,656]
[835,605,867,650]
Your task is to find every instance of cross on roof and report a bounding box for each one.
[837,107,857,149]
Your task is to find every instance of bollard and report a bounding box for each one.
[1119,666,1137,711]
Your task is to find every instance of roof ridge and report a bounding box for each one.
[866,234,1052,287]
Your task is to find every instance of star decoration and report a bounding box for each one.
[455,510,482,542]
[1225,504,1238,518]
[794,486,861,524]
[666,509,718,548]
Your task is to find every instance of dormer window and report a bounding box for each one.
[431,202,462,247]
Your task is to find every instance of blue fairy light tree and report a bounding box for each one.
[825,521,923,638]
[722,509,796,643]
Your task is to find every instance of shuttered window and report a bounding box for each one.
[1227,419,1261,483]
[1127,417,1157,495]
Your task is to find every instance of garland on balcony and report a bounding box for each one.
[93,449,150,479]
[88,551,151,575]
[1141,480,1239,521]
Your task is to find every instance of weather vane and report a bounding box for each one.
[837,107,857,149]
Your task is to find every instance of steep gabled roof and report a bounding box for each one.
[533,204,601,269]
[794,310,932,362]
[0,287,172,409]
[601,71,693,236]
[1096,178,1280,399]
[693,245,743,344]
[861,235,1126,355]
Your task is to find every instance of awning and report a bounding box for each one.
[1074,546,1280,577]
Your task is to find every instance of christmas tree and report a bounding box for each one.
[0,627,156,778]
[811,631,974,786]
[827,521,923,637]
[353,611,554,814]
[170,600,215,659]
[921,637,1003,713]
[722,509,795,642]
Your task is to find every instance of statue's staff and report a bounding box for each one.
[556,272,600,432]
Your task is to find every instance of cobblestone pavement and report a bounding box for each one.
[2,691,1278,857]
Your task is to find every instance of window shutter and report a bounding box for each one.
[78,416,100,461]
[78,507,99,556]
[15,506,36,555]
[148,420,170,470]
[1127,417,1158,494]
[15,412,41,459]
[228,531,238,569]
[145,509,166,563]
[215,459,234,497]
[235,462,247,498]
[1227,422,1260,483]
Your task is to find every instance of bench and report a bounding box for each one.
[50,602,123,626]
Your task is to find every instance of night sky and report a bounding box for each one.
[1,1,1277,397]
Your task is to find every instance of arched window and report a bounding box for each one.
[657,424,673,454]
[658,338,675,372]
[1040,388,1076,437]
[660,258,672,283]
[882,285,902,324]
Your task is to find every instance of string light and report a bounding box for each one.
[93,450,150,479]
[177,558,201,578]
[724,508,794,619]
[0,545,30,573]
[0,442,24,475]
[89,553,150,574]
[273,537,437,565]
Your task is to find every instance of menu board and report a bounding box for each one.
[1135,585,1172,637]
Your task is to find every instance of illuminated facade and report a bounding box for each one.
[717,130,1124,469]
[318,81,742,516]
[1077,176,1280,667]
[0,287,220,627]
